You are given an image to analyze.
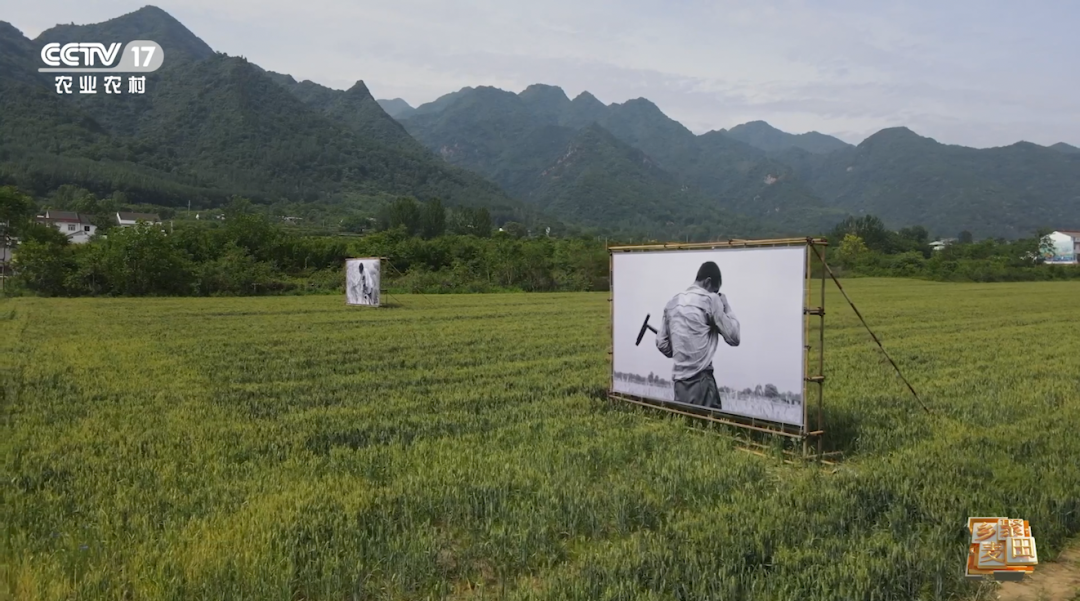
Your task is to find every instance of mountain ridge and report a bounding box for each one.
[724,120,852,154]
[7,6,1079,240]
[392,84,842,235]
[777,126,1080,238]
[36,5,214,62]
[376,98,415,119]
[0,9,549,230]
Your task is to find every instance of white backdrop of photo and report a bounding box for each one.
[345,258,381,307]
[611,246,807,427]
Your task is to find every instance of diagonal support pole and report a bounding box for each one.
[811,244,931,415]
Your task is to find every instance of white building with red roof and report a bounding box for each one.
[36,211,97,244]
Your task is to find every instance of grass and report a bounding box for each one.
[2,278,1079,600]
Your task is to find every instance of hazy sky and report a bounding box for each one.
[8,0,1079,148]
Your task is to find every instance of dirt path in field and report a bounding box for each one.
[996,543,1080,601]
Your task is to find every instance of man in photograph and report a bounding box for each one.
[361,262,379,305]
[348,261,375,305]
[655,261,740,409]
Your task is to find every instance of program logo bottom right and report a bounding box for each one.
[966,516,1039,581]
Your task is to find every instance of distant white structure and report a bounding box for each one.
[116,212,161,227]
[37,211,96,244]
[929,238,957,252]
[1043,231,1080,264]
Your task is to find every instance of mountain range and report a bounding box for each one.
[388,84,845,237]
[0,7,544,230]
[382,90,1080,238]
[2,5,1079,240]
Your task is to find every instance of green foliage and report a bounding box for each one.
[379,197,422,236]
[448,206,493,238]
[12,205,1080,298]
[0,185,36,240]
[420,198,447,239]
[502,221,527,239]
[83,224,194,296]
[831,215,890,253]
[9,202,610,296]
[194,243,276,296]
[837,234,869,267]
[831,241,1080,283]
[18,221,70,247]
[9,239,74,295]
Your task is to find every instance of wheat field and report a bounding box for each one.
[2,279,1079,600]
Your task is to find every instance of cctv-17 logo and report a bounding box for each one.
[40,40,164,95]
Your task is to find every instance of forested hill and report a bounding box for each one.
[388,85,1080,239]
[6,5,1079,241]
[392,84,843,237]
[774,128,1080,239]
[0,6,549,230]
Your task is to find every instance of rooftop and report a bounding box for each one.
[117,212,161,222]
[42,211,94,224]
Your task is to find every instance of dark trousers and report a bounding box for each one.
[674,368,721,409]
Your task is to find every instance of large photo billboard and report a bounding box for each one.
[612,246,807,427]
[346,258,381,306]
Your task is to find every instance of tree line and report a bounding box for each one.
[3,186,1077,298]
[827,214,1080,282]
[1,187,608,297]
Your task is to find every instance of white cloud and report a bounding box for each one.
[7,0,1080,147]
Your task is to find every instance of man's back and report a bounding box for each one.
[656,285,739,382]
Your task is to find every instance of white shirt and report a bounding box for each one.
[655,284,740,381]
[349,272,371,304]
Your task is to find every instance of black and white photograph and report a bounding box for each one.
[612,246,807,427]
[345,258,381,307]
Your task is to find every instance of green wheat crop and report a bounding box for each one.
[2,279,1079,600]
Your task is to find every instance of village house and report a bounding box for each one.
[929,238,957,252]
[36,211,97,244]
[1043,230,1080,264]
[115,212,162,227]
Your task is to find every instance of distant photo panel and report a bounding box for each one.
[346,258,381,306]
[612,246,807,427]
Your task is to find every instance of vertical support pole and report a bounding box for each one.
[384,256,393,306]
[817,242,826,458]
[802,240,811,457]
[609,247,614,396]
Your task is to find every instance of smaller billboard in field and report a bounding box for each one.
[346,258,381,307]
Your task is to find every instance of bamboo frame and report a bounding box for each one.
[607,236,829,458]
[609,251,615,395]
